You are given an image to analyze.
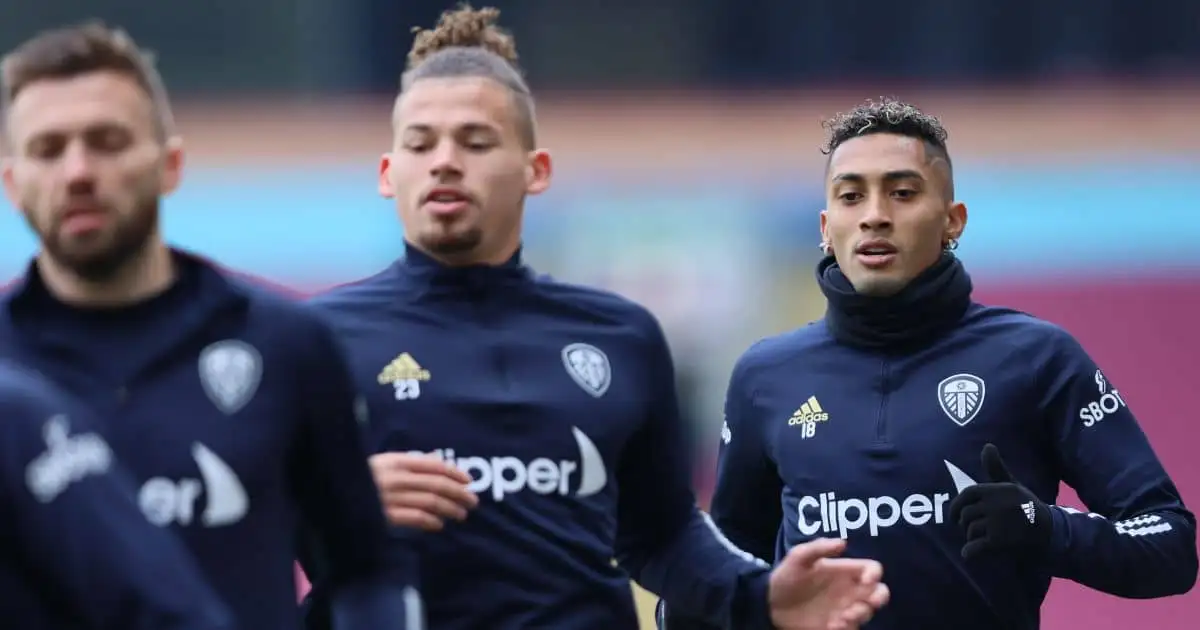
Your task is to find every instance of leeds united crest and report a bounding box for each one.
[199,340,263,415]
[938,373,985,426]
[562,343,611,398]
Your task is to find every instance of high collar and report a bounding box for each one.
[396,242,532,293]
[817,253,973,353]
[3,248,246,319]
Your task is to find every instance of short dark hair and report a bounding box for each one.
[821,97,953,195]
[1,20,174,141]
[400,4,536,148]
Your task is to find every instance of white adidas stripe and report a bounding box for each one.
[700,511,771,569]
[1055,506,1175,537]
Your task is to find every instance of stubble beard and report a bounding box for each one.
[31,196,160,283]
[423,227,483,255]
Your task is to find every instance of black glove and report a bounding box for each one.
[948,443,1052,560]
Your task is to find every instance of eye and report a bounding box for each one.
[86,127,132,153]
[400,132,434,153]
[891,189,918,200]
[838,191,863,203]
[27,136,66,161]
[463,137,496,152]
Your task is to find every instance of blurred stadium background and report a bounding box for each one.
[2,1,1198,628]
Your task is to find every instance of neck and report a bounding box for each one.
[37,242,176,307]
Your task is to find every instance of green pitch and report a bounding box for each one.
[633,582,657,628]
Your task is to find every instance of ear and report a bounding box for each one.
[525,149,552,196]
[819,209,829,245]
[378,153,395,199]
[2,157,17,211]
[946,201,967,242]
[159,136,185,196]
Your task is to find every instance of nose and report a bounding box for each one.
[60,141,97,189]
[428,140,463,179]
[859,198,893,232]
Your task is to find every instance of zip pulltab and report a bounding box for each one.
[875,359,890,442]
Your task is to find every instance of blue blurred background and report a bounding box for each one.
[2,2,1198,627]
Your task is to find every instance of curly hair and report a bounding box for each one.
[408,5,517,69]
[821,97,948,154]
[1,20,174,140]
[821,97,953,195]
[400,4,535,148]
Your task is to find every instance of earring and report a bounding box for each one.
[819,242,832,256]
[944,238,959,251]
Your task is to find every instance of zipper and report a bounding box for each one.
[875,358,891,442]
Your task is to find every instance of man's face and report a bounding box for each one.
[820,133,966,296]
[2,70,181,281]
[382,76,550,265]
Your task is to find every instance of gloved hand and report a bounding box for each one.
[948,443,1052,560]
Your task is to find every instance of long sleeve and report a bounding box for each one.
[1037,327,1198,597]
[614,314,774,630]
[659,346,784,629]
[708,348,785,564]
[2,394,233,630]
[290,316,423,629]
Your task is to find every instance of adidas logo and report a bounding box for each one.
[376,353,431,384]
[1021,501,1036,524]
[788,396,830,425]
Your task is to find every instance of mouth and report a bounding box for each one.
[854,239,898,269]
[59,203,110,236]
[422,188,472,217]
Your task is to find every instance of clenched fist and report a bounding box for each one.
[369,452,479,531]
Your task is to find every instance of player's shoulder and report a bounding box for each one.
[189,254,316,331]
[305,265,399,318]
[733,321,835,381]
[532,275,662,338]
[0,362,115,503]
[229,280,327,334]
[0,360,57,414]
[960,303,1081,354]
[0,361,86,446]
[215,275,346,361]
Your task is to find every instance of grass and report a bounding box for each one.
[633,582,659,628]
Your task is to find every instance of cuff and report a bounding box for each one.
[734,570,774,630]
[1045,505,1073,571]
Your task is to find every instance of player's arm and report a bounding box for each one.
[614,314,775,630]
[657,346,785,629]
[0,386,233,630]
[707,347,784,562]
[289,315,423,630]
[1039,328,1197,597]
